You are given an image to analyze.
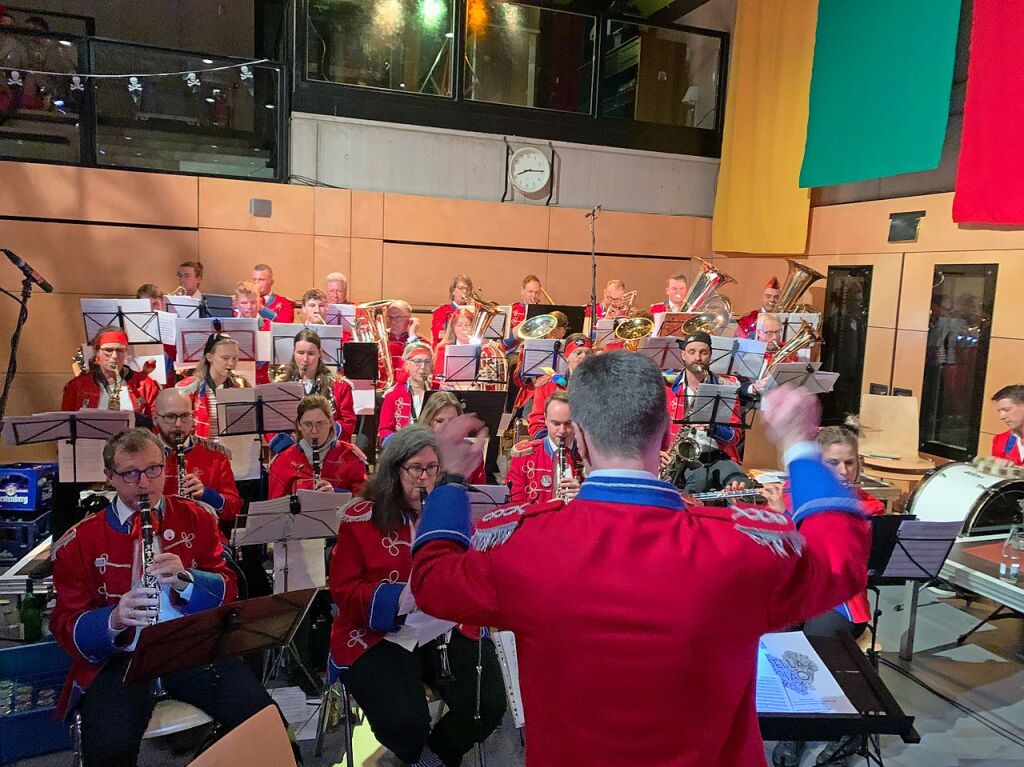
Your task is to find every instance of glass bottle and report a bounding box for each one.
[18,580,42,643]
[999,524,1023,583]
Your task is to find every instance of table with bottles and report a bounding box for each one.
[939,532,1024,615]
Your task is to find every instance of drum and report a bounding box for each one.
[906,462,1024,536]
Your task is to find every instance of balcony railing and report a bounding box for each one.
[0,27,287,181]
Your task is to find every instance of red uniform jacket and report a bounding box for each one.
[527,376,566,438]
[293,377,357,443]
[267,441,366,498]
[734,309,760,339]
[649,301,684,315]
[378,383,433,445]
[263,293,294,324]
[993,431,1024,465]
[386,332,410,386]
[175,374,251,439]
[411,457,870,767]
[583,304,607,320]
[61,369,160,419]
[506,302,528,352]
[431,303,458,346]
[160,437,243,522]
[506,438,582,505]
[665,372,742,461]
[50,496,234,719]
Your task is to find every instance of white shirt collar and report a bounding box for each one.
[114,496,161,525]
[587,469,659,481]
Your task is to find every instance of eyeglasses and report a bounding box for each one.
[97,346,127,357]
[407,358,432,367]
[155,412,193,424]
[401,463,440,479]
[299,420,331,431]
[111,464,164,484]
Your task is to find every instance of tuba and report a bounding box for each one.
[354,300,396,391]
[682,294,733,336]
[762,320,822,378]
[777,259,825,314]
[681,259,736,313]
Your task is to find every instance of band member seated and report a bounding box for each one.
[268,394,367,497]
[745,313,797,398]
[276,328,357,442]
[154,389,242,523]
[767,421,884,767]
[663,332,747,493]
[325,271,353,305]
[233,280,270,330]
[735,276,782,339]
[508,392,582,504]
[508,274,545,349]
[379,343,436,446]
[649,272,689,314]
[176,334,251,439]
[252,263,294,323]
[135,283,165,312]
[62,327,159,425]
[385,300,420,385]
[584,278,627,320]
[299,288,329,325]
[434,307,504,389]
[49,428,273,767]
[991,384,1024,466]
[527,334,593,438]
[419,392,486,485]
[328,427,506,767]
[431,273,473,346]
[409,353,870,767]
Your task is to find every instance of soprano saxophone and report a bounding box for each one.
[553,437,569,500]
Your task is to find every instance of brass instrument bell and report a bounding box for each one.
[517,311,568,340]
[777,260,825,313]
[613,315,655,351]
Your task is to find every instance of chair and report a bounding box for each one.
[858,394,935,494]
[314,679,360,766]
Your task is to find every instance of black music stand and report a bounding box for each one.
[442,345,482,385]
[343,342,380,464]
[81,304,164,345]
[200,293,235,319]
[448,390,506,438]
[123,589,318,684]
[217,383,305,439]
[526,303,585,336]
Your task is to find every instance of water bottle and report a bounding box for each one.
[999,525,1023,583]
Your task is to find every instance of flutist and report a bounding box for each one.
[50,428,273,767]
[507,392,582,504]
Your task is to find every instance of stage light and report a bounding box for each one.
[420,0,444,24]
[467,0,489,35]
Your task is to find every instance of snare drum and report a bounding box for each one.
[906,462,1024,536]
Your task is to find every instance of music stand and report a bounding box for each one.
[81,298,164,345]
[521,339,567,378]
[324,303,356,332]
[636,337,684,371]
[442,345,481,384]
[165,295,202,319]
[2,410,134,482]
[216,383,305,438]
[654,311,697,339]
[448,390,506,437]
[681,382,742,431]
[709,336,766,379]
[526,303,585,336]
[343,341,381,464]
[481,307,510,342]
[270,323,344,368]
[123,588,318,684]
[177,318,259,367]
[200,293,235,319]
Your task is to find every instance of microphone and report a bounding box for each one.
[2,249,54,293]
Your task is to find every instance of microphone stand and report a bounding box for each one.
[585,206,601,343]
[0,277,36,421]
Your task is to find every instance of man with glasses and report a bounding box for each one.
[153,389,242,523]
[325,271,352,305]
[431,274,474,346]
[507,392,582,504]
[379,343,436,446]
[61,327,160,424]
[49,428,274,767]
[384,299,421,383]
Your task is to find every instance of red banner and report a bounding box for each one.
[953,3,1024,224]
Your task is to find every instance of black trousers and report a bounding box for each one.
[77,655,276,767]
[344,632,507,766]
[681,456,749,494]
[803,609,867,640]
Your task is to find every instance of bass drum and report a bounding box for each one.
[906,462,1024,536]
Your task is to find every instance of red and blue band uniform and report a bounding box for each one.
[665,371,743,460]
[268,440,367,498]
[160,436,243,523]
[303,377,357,443]
[506,437,582,505]
[378,382,435,446]
[328,500,506,766]
[506,302,528,352]
[387,331,411,386]
[61,368,160,423]
[259,293,294,324]
[431,303,459,346]
[410,445,870,767]
[734,309,760,339]
[993,431,1024,466]
[49,495,273,767]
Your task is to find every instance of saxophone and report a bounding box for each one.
[175,437,188,497]
[138,495,160,625]
[659,362,709,487]
[108,369,122,410]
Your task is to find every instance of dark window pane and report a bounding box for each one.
[463,1,595,114]
[307,0,455,96]
[600,21,720,129]
[920,263,998,460]
[820,266,873,426]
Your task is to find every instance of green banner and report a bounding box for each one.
[799,0,962,188]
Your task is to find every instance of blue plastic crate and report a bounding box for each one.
[0,640,72,764]
[0,510,51,569]
[0,463,57,513]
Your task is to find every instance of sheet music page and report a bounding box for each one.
[72,409,136,438]
[177,318,259,364]
[165,295,201,319]
[522,340,567,377]
[654,312,692,339]
[807,371,839,394]
[258,382,305,432]
[444,344,480,382]
[594,319,619,349]
[882,520,963,579]
[310,325,344,367]
[127,345,166,386]
[80,298,121,340]
[270,322,307,365]
[218,434,262,480]
[469,484,511,523]
[156,310,177,345]
[778,312,820,342]
[244,496,293,516]
[715,336,767,378]
[483,308,509,341]
[766,363,825,393]
[273,539,326,591]
[350,379,376,416]
[2,413,70,445]
[216,389,259,435]
[325,303,356,331]
[756,632,856,714]
[637,337,679,370]
[296,488,350,513]
[686,383,740,424]
[58,438,107,483]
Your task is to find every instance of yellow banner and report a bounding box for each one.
[712,0,818,255]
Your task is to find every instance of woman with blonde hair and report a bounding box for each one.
[175,333,250,438]
[418,392,486,484]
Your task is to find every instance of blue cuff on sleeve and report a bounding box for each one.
[179,569,226,613]
[412,484,472,554]
[269,432,295,456]
[200,486,225,511]
[712,425,735,444]
[368,582,405,632]
[381,433,394,446]
[787,453,863,524]
[72,606,121,664]
[259,305,278,321]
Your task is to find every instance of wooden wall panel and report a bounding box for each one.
[714,256,793,316]
[692,219,713,259]
[0,162,198,227]
[351,238,384,301]
[891,330,927,397]
[313,237,352,294]
[981,338,1024,435]
[352,191,384,240]
[802,254,902,329]
[862,327,896,394]
[0,375,66,461]
[314,187,352,237]
[544,253,593,306]
[197,229,314,300]
[383,194,550,250]
[1,220,197,296]
[0,294,94,374]
[548,207,699,258]
[978,431,997,459]
[198,178,314,234]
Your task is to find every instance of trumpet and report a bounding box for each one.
[604,289,638,320]
[138,495,160,626]
[540,286,556,305]
[175,437,188,497]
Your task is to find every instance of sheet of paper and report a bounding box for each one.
[685,383,740,425]
[165,295,201,319]
[269,686,322,741]
[444,344,480,382]
[58,438,107,483]
[177,318,259,364]
[127,345,167,387]
[218,434,262,481]
[492,630,524,727]
[470,484,511,523]
[273,538,326,591]
[156,310,177,345]
[756,632,856,714]
[594,319,619,349]
[653,312,694,339]
[521,340,567,377]
[118,299,160,344]
[778,313,821,343]
[638,337,682,371]
[882,520,962,578]
[350,379,376,416]
[325,303,356,331]
[482,307,509,341]
[713,336,767,378]
[80,298,120,340]
[256,329,273,363]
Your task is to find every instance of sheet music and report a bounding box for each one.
[350,379,376,416]
[156,310,177,345]
[637,337,683,371]
[443,345,480,383]
[764,364,836,395]
[3,409,134,446]
[58,438,107,482]
[756,632,856,714]
[270,323,343,367]
[482,307,510,341]
[714,336,767,378]
[176,318,259,365]
[594,319,620,349]
[127,345,167,387]
[165,295,202,319]
[684,383,740,425]
[273,539,327,592]
[778,312,821,342]
[256,329,272,363]
[80,298,121,340]
[201,293,235,318]
[521,340,568,377]
[218,434,262,481]
[653,312,693,339]
[325,303,356,331]
[217,382,304,436]
[882,520,962,579]
[118,300,161,344]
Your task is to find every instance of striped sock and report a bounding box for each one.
[410,746,444,767]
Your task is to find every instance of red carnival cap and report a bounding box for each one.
[765,277,781,290]
[92,329,129,348]
[563,334,592,354]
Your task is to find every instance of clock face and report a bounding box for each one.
[509,147,551,194]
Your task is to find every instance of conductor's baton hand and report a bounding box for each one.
[435,413,487,480]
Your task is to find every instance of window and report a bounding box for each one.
[307,0,456,96]
[919,263,998,460]
[462,1,595,114]
[820,266,873,426]
[600,21,721,129]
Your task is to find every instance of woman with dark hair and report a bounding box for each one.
[328,426,506,767]
[276,328,356,442]
[267,394,365,497]
[175,334,250,438]
[418,392,486,485]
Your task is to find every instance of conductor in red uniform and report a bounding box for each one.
[410,352,870,767]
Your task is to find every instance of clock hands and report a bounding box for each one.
[515,168,544,176]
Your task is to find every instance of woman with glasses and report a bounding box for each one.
[176,334,251,439]
[274,328,357,442]
[328,426,506,767]
[418,392,486,485]
[379,343,436,447]
[431,274,474,346]
[268,394,366,498]
[61,326,160,424]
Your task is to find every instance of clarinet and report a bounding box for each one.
[421,486,456,683]
[311,439,322,487]
[175,437,188,497]
[138,495,160,626]
[553,437,567,500]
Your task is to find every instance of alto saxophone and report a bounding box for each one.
[660,362,709,487]
[108,369,122,410]
[138,495,160,625]
[175,437,188,497]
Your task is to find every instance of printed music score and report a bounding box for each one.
[756,632,856,714]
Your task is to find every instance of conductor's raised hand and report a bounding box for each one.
[761,385,821,454]
[435,413,487,480]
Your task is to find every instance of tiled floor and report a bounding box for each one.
[12,586,1024,766]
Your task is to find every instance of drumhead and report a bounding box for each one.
[906,463,1003,524]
